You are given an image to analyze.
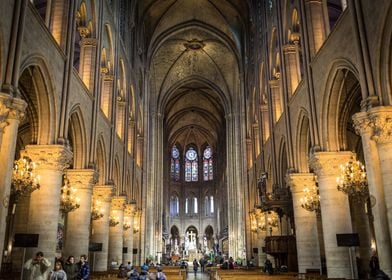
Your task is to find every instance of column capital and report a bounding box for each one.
[282,44,298,53]
[368,106,392,144]
[0,93,27,131]
[111,196,126,210]
[269,79,280,88]
[286,173,316,193]
[309,151,354,177]
[352,111,372,136]
[124,203,137,217]
[22,145,72,171]
[66,169,98,189]
[80,37,97,47]
[93,185,114,202]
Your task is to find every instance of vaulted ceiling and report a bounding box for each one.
[138,0,251,150]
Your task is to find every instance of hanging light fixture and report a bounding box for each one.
[109,215,120,227]
[11,156,40,199]
[60,176,81,214]
[267,211,279,228]
[91,198,104,220]
[123,217,131,231]
[336,159,368,200]
[300,186,321,214]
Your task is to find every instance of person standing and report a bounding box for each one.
[77,254,90,280]
[23,251,51,280]
[369,252,380,279]
[193,259,199,275]
[49,261,67,280]
[64,256,78,280]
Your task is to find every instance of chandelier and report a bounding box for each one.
[109,215,119,227]
[300,186,321,214]
[336,160,368,200]
[91,198,104,220]
[267,212,279,228]
[60,176,81,214]
[11,156,40,199]
[123,218,131,231]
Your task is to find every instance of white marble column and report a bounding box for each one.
[23,145,72,262]
[287,173,321,273]
[0,94,26,265]
[63,169,97,258]
[108,196,126,267]
[309,152,355,278]
[123,203,136,264]
[353,110,392,276]
[91,185,113,271]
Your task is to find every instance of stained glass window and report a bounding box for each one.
[203,146,213,181]
[171,146,180,181]
[194,197,198,213]
[185,147,198,182]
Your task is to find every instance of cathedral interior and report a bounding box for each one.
[0,0,392,279]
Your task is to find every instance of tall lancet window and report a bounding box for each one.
[170,195,179,217]
[185,147,198,182]
[171,146,180,181]
[203,146,213,181]
[194,197,198,214]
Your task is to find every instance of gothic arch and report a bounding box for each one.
[68,105,88,169]
[19,56,57,145]
[113,155,121,192]
[278,137,288,187]
[295,108,311,173]
[378,3,392,105]
[321,59,360,151]
[96,135,107,185]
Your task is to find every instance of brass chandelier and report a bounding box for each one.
[300,186,320,214]
[60,176,81,214]
[11,156,40,199]
[91,198,104,220]
[336,160,368,200]
[109,215,120,227]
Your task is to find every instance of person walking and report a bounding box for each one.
[23,251,51,280]
[193,259,199,275]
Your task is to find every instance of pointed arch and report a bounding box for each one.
[68,105,88,169]
[96,135,107,185]
[295,108,311,173]
[113,155,121,192]
[278,137,288,187]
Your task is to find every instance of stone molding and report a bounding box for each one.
[22,145,73,171]
[111,196,126,210]
[93,185,114,202]
[286,173,316,193]
[282,44,298,53]
[309,151,354,177]
[80,37,97,47]
[66,169,98,189]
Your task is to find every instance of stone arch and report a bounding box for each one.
[113,155,121,193]
[68,105,87,169]
[19,56,57,145]
[295,108,311,173]
[278,137,288,187]
[96,135,107,185]
[322,59,360,151]
[379,3,392,105]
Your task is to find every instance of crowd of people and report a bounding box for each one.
[23,251,90,280]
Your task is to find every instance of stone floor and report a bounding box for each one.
[184,271,210,280]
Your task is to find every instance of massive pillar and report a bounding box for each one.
[353,110,392,276]
[91,185,113,271]
[123,203,136,264]
[108,196,126,267]
[63,169,97,257]
[309,151,355,278]
[24,145,72,261]
[287,173,321,273]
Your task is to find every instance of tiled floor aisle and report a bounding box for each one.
[183,271,210,280]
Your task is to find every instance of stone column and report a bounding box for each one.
[269,79,282,123]
[79,38,97,91]
[309,151,355,278]
[23,145,72,262]
[108,196,126,267]
[353,110,392,276]
[123,203,136,264]
[132,209,142,265]
[282,44,301,96]
[0,94,26,266]
[305,0,327,56]
[260,104,270,141]
[136,135,143,167]
[63,169,97,258]
[287,173,321,273]
[91,185,113,271]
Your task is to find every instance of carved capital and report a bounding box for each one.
[65,169,98,190]
[352,111,372,136]
[93,185,114,202]
[282,44,298,54]
[368,107,392,144]
[269,79,280,88]
[286,173,316,193]
[309,151,354,177]
[111,196,126,210]
[124,203,137,217]
[22,145,72,171]
[80,37,97,47]
[0,94,27,131]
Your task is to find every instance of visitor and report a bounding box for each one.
[193,258,199,275]
[50,261,67,280]
[77,254,90,280]
[369,251,380,279]
[23,251,51,280]
[64,256,78,280]
[156,266,167,280]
